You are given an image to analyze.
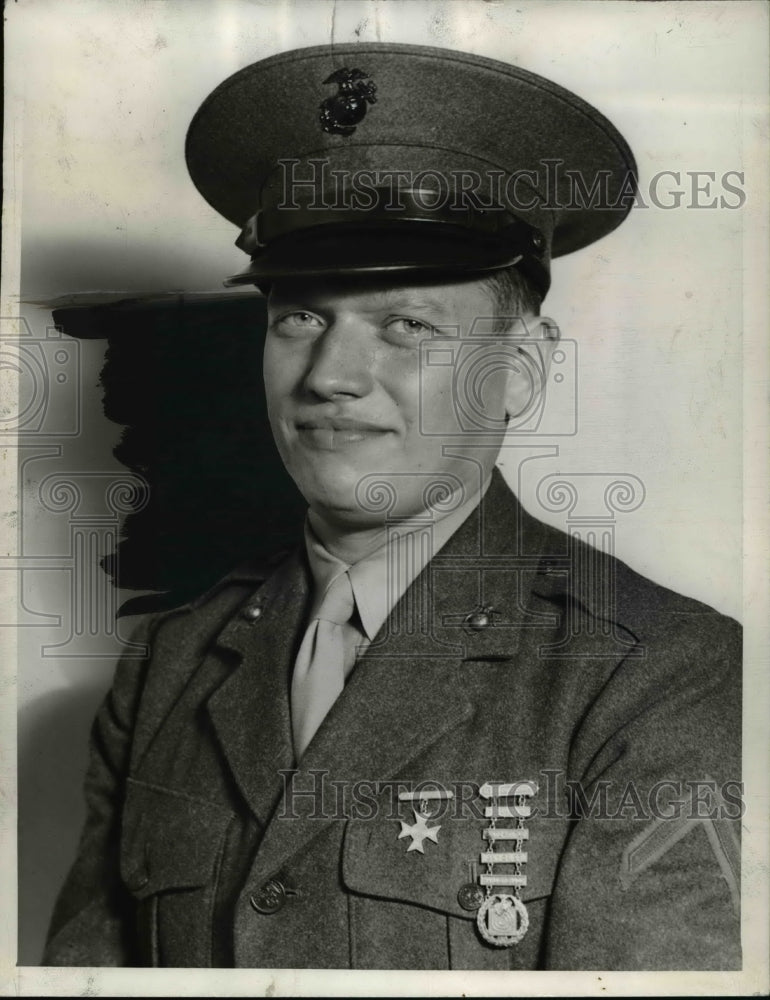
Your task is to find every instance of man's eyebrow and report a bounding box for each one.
[369,292,454,318]
[266,294,314,310]
[267,291,454,317]
[386,296,449,314]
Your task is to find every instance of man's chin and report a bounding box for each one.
[289,454,386,503]
[291,462,476,526]
[293,472,405,528]
[302,488,386,526]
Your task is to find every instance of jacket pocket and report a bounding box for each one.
[341,804,569,969]
[120,777,234,966]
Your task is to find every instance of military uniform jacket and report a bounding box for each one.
[44,470,742,969]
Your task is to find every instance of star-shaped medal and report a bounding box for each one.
[398,808,441,854]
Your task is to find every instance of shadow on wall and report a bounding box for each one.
[52,291,307,612]
[21,236,238,304]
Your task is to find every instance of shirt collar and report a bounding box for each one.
[303,524,349,621]
[304,475,492,642]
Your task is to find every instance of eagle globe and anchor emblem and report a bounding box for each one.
[319,67,377,135]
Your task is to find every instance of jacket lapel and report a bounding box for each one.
[206,549,310,826]
[248,652,474,882]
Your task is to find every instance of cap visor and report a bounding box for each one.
[224,223,524,286]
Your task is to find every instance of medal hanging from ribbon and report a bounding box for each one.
[396,788,453,854]
[476,780,537,947]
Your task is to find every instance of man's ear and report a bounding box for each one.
[504,317,562,424]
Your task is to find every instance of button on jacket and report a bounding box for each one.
[43,470,741,969]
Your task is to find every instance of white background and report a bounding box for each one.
[2,0,768,994]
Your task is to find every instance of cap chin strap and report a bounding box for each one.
[225,241,549,298]
[227,183,550,294]
[235,186,545,255]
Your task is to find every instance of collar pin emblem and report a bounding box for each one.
[463,604,497,633]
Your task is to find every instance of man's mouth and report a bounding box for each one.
[295,418,392,450]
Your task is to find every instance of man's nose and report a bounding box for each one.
[302,321,374,399]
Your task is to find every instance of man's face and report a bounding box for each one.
[263,274,527,529]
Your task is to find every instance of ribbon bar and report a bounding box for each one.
[398,789,455,801]
[479,781,538,799]
[482,828,529,841]
[479,874,527,887]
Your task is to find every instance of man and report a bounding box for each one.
[43,42,741,970]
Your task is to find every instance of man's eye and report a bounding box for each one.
[272,311,324,333]
[386,317,434,337]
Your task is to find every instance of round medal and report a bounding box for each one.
[457,883,485,911]
[476,893,529,947]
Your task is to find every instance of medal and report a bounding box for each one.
[396,787,453,854]
[398,807,441,853]
[477,893,529,945]
[475,780,536,947]
[457,860,485,911]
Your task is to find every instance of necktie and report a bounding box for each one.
[291,571,356,760]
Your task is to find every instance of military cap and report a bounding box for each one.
[186,43,637,297]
